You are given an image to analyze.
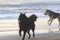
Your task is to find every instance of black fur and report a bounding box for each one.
[18,13,37,40]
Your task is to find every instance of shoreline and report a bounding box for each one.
[0,32,60,40]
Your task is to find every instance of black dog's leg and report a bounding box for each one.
[22,31,26,40]
[18,21,22,36]
[32,29,35,37]
[19,29,22,36]
[27,30,31,38]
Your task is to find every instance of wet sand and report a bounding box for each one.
[0,32,60,40]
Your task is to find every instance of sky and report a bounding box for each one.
[0,0,60,5]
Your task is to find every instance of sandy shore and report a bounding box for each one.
[0,32,60,40]
[0,18,59,40]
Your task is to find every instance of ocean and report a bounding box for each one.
[0,3,60,19]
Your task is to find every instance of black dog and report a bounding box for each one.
[18,13,37,40]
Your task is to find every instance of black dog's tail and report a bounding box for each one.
[29,14,37,22]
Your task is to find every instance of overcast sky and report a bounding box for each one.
[0,0,60,5]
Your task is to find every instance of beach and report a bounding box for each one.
[0,18,59,40]
[0,32,60,40]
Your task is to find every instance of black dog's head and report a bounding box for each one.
[18,12,29,27]
[18,12,27,20]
